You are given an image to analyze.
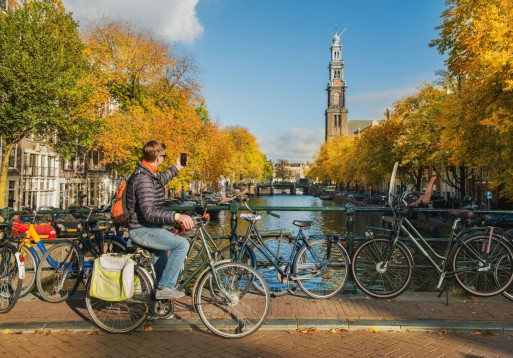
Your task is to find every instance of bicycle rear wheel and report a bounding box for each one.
[36,242,83,303]
[19,245,37,297]
[195,262,270,338]
[498,254,513,301]
[293,238,350,299]
[453,234,513,297]
[86,266,152,333]
[351,238,413,299]
[0,244,22,314]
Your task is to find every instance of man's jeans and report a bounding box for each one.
[129,227,190,290]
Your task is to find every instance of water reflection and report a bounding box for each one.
[207,195,383,237]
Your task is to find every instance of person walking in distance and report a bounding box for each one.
[127,140,194,299]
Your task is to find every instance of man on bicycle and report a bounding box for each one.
[127,140,194,300]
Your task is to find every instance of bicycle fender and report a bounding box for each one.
[15,251,25,280]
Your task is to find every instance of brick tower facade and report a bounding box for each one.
[325,32,348,141]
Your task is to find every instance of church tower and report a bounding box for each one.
[325,32,348,141]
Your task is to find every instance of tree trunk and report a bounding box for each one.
[0,142,14,208]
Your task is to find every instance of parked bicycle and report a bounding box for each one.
[12,207,55,297]
[219,199,350,299]
[0,220,24,313]
[85,211,270,338]
[35,208,128,303]
[352,162,513,299]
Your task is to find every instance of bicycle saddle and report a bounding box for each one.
[240,214,261,221]
[448,209,475,220]
[293,220,312,228]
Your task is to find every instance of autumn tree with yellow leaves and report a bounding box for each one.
[431,0,513,200]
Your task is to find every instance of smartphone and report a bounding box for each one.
[180,153,187,166]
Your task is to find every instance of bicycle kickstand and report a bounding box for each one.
[436,273,450,306]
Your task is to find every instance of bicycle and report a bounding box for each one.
[11,206,56,298]
[85,212,270,338]
[0,221,24,313]
[220,199,350,299]
[351,162,513,299]
[35,209,128,303]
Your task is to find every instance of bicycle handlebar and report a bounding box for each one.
[242,201,280,219]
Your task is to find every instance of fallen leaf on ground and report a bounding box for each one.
[438,329,449,334]
[472,330,497,336]
[86,331,104,335]
[144,326,154,332]
[2,329,12,334]
[329,328,348,334]
[297,327,320,333]
[368,327,379,333]
[35,330,52,336]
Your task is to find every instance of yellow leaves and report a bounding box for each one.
[297,327,320,334]
[329,328,348,334]
[367,327,379,333]
[144,326,154,332]
[2,329,12,334]
[472,330,497,337]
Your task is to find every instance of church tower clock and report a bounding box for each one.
[325,32,348,141]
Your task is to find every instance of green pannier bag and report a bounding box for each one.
[89,254,135,301]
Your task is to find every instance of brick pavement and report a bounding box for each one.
[1,290,512,334]
[0,329,512,357]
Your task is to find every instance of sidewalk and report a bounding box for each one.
[2,289,513,334]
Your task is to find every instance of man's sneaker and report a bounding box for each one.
[155,287,185,300]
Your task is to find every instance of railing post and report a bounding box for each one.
[344,202,355,257]
[229,202,239,243]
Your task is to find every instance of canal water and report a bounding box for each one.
[208,194,383,238]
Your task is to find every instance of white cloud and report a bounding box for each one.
[62,0,203,43]
[259,128,323,163]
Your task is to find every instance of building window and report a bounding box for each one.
[8,181,15,207]
[8,146,16,168]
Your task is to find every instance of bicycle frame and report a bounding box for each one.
[236,218,328,281]
[386,208,504,286]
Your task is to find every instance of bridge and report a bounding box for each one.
[254,182,311,196]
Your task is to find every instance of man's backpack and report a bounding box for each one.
[110,171,140,226]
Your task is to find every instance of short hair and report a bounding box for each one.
[142,140,166,161]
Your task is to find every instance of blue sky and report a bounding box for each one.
[63,0,447,163]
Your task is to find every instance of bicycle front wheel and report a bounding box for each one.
[453,235,513,297]
[0,244,22,314]
[292,238,350,299]
[351,238,413,299]
[36,242,84,303]
[19,245,37,297]
[86,266,152,333]
[195,262,270,338]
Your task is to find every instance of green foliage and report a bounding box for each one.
[0,0,90,206]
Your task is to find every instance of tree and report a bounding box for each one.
[225,126,268,183]
[274,159,292,182]
[0,0,89,207]
[431,0,513,200]
[84,19,203,177]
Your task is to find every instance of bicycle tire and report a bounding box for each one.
[36,242,84,303]
[292,238,350,299]
[195,261,270,338]
[496,254,513,301]
[0,244,22,314]
[453,234,513,297]
[351,238,413,299]
[86,265,152,333]
[19,245,37,297]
